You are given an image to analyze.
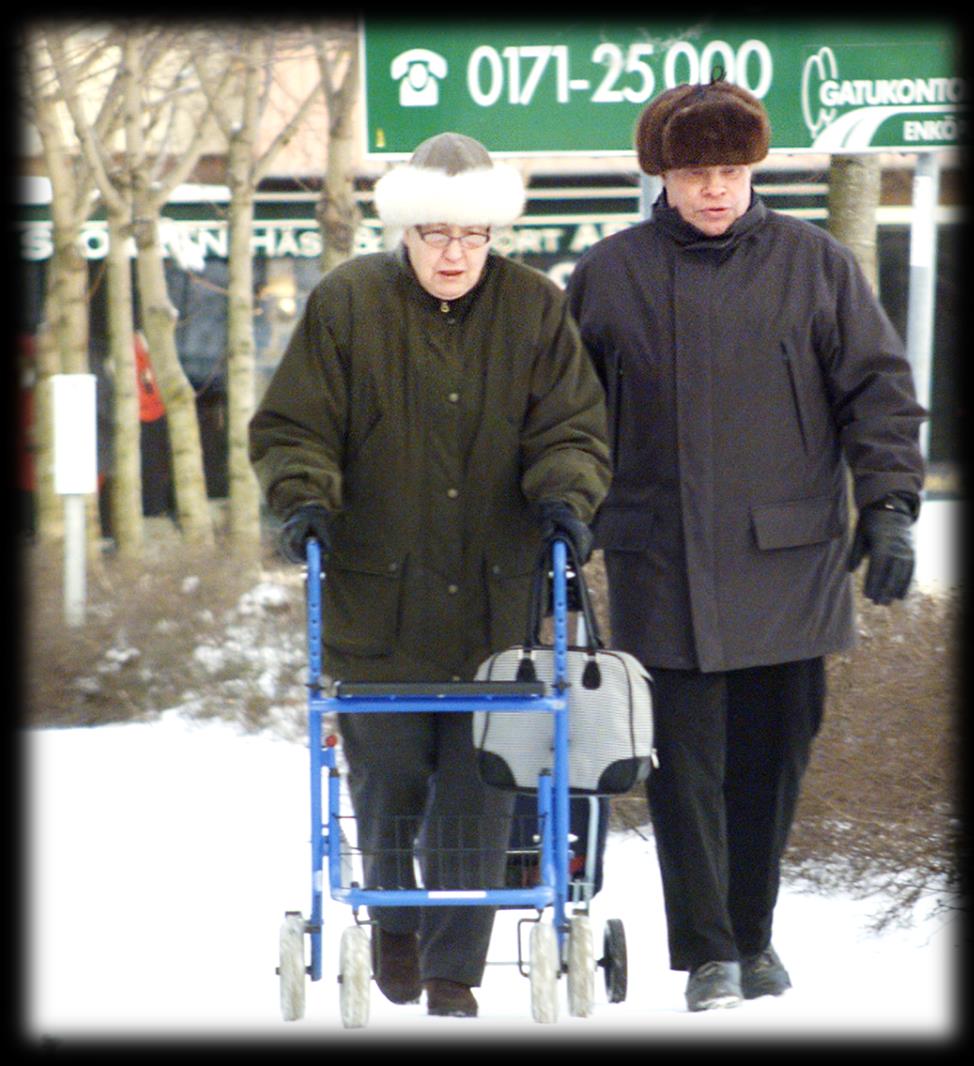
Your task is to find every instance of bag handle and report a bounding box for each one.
[523,536,605,653]
[517,537,606,687]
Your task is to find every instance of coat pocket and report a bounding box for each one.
[322,548,403,657]
[485,541,539,649]
[593,504,657,552]
[751,495,843,551]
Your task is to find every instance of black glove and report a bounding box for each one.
[848,496,916,605]
[279,504,332,564]
[535,499,594,564]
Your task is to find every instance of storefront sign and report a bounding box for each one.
[361,20,964,154]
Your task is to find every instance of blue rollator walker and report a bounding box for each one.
[278,537,603,1027]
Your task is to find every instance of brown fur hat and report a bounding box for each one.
[635,78,770,175]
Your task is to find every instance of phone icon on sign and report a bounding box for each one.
[390,48,448,107]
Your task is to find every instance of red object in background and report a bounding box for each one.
[135,331,165,423]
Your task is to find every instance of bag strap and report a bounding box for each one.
[518,537,606,688]
[567,540,606,652]
[523,537,605,653]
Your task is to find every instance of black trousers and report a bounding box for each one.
[646,659,825,972]
[338,710,515,987]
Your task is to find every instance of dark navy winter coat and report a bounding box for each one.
[566,193,925,672]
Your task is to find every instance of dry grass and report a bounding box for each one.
[588,557,963,931]
[20,535,962,930]
[786,589,962,929]
[20,524,308,738]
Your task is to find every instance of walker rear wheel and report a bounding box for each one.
[601,918,628,1003]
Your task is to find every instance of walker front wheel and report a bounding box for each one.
[278,912,307,1021]
[567,914,595,1017]
[338,925,371,1029]
[529,921,559,1023]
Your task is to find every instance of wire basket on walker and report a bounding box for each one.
[276,536,653,1028]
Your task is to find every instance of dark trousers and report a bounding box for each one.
[646,659,825,971]
[338,710,515,987]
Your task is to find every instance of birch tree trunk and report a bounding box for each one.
[25,29,97,546]
[827,153,883,531]
[317,31,360,275]
[222,33,263,551]
[194,27,325,551]
[106,207,144,556]
[48,210,89,377]
[48,216,103,563]
[40,26,148,557]
[225,182,261,548]
[827,154,882,294]
[132,211,214,546]
[32,311,63,540]
[122,27,214,545]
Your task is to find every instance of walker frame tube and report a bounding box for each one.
[303,536,572,984]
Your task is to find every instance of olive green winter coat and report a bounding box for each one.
[249,248,611,682]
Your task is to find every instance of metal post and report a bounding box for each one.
[639,173,662,220]
[905,151,940,461]
[52,374,97,627]
[63,494,86,627]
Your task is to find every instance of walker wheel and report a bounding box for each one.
[278,912,307,1021]
[529,922,559,1023]
[338,925,371,1029]
[567,914,595,1017]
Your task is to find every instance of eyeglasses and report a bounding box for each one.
[415,226,491,249]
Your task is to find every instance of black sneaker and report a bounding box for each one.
[685,961,743,1011]
[741,945,791,999]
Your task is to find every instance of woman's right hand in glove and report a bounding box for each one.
[279,504,332,564]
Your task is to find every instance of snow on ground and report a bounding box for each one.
[24,711,960,1047]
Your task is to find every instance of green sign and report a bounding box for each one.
[361,20,964,156]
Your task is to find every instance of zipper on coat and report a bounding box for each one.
[610,355,624,469]
[781,341,809,454]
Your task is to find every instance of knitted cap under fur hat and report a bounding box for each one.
[374,132,525,229]
[635,76,771,175]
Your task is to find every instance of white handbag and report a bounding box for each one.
[473,543,654,795]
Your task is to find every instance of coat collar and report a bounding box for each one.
[651,190,767,251]
[392,243,495,313]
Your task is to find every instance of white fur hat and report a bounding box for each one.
[374,132,525,230]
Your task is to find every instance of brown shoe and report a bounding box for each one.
[424,979,478,1017]
[372,928,421,1004]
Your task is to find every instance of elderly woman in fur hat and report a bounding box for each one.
[249,133,610,1018]
[566,79,925,1012]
